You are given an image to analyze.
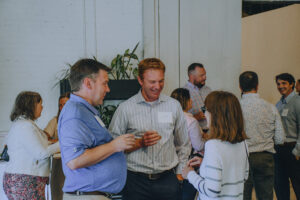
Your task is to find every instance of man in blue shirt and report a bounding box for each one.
[274,73,300,200]
[58,59,135,200]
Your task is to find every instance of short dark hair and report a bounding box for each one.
[188,63,204,75]
[205,91,247,144]
[297,79,300,84]
[275,73,295,89]
[239,71,258,92]
[10,91,42,121]
[171,88,190,110]
[69,59,111,92]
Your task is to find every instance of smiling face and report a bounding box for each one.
[138,69,165,102]
[276,79,294,98]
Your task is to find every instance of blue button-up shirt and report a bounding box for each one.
[58,94,127,193]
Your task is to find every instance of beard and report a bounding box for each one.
[195,82,205,88]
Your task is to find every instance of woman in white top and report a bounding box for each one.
[3,91,60,200]
[171,88,205,200]
[182,91,249,200]
[44,92,70,140]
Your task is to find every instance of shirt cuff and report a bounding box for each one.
[187,170,202,185]
[176,163,184,174]
[292,143,300,156]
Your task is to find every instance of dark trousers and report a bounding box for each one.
[181,179,197,200]
[274,145,300,200]
[122,170,181,200]
[243,152,274,200]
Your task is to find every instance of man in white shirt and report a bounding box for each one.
[109,58,190,200]
[239,71,285,200]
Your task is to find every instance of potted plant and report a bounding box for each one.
[104,42,141,100]
[56,42,141,127]
[57,63,72,95]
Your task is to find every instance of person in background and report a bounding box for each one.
[109,58,190,200]
[171,88,205,200]
[44,92,70,141]
[274,73,300,200]
[184,63,212,129]
[239,71,285,200]
[58,59,135,200]
[296,79,300,95]
[182,91,249,200]
[3,91,60,200]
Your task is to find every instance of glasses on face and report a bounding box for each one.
[201,106,207,113]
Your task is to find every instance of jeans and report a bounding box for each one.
[274,145,300,200]
[181,179,197,200]
[243,151,274,200]
[122,170,181,200]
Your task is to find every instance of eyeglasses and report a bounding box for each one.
[201,106,207,113]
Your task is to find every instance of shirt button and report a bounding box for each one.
[73,147,77,152]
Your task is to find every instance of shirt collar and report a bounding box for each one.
[184,112,193,117]
[242,93,259,99]
[282,91,296,104]
[186,81,198,90]
[70,94,99,115]
[135,90,168,104]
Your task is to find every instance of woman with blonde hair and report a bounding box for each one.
[3,91,60,200]
[182,91,249,200]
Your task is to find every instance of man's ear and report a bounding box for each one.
[82,77,93,90]
[137,75,143,86]
[239,85,243,93]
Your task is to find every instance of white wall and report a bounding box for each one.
[0,0,143,131]
[0,0,241,131]
[143,0,242,96]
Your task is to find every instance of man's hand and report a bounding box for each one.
[295,155,300,161]
[111,134,135,152]
[182,165,194,179]
[194,111,206,121]
[142,131,162,146]
[124,131,162,153]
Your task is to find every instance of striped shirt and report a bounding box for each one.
[109,90,191,174]
[187,139,249,200]
[240,93,285,153]
[184,81,212,128]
